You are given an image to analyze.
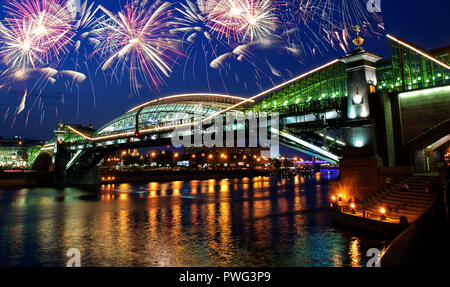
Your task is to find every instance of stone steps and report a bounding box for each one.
[368,193,433,206]
[359,175,438,223]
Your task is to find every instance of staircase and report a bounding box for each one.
[361,175,439,223]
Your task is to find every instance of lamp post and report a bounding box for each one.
[121,151,127,166]
[380,207,386,220]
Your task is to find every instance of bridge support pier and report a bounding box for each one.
[52,126,101,186]
[331,47,386,200]
[66,167,100,186]
[53,146,101,186]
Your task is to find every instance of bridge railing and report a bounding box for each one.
[268,97,346,116]
[247,60,348,114]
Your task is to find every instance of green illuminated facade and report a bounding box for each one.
[247,38,448,117]
[377,40,449,92]
[248,61,348,115]
[0,139,43,168]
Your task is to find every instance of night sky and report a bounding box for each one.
[0,0,449,142]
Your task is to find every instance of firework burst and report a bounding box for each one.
[198,0,278,43]
[237,0,278,42]
[0,19,43,69]
[198,0,246,42]
[91,1,182,91]
[2,0,75,65]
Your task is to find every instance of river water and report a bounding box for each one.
[0,171,386,267]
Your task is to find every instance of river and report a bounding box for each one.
[0,170,386,267]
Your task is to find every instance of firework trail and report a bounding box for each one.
[0,19,42,71]
[285,0,384,55]
[0,0,95,126]
[90,1,182,92]
[197,0,278,43]
[2,0,75,66]
[173,0,285,91]
[72,0,102,53]
[237,0,278,42]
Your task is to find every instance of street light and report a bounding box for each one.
[121,151,127,166]
[380,207,386,220]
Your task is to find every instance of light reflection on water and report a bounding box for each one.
[0,171,386,267]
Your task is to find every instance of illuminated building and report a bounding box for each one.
[0,138,44,168]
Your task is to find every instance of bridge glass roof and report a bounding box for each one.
[94,95,243,137]
[377,38,449,92]
[247,61,348,115]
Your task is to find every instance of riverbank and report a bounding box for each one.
[380,189,450,266]
[0,169,276,188]
[99,169,272,184]
[0,171,53,188]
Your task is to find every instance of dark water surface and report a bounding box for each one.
[0,171,386,267]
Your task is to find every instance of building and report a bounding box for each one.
[0,137,44,169]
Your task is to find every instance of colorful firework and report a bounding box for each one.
[72,0,102,53]
[198,0,278,43]
[198,0,246,41]
[0,0,94,127]
[172,0,214,44]
[2,0,75,65]
[91,1,182,91]
[0,19,42,69]
[237,0,278,42]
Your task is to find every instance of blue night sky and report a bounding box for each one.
[0,0,449,141]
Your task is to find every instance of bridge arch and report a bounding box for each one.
[93,93,253,140]
[32,151,53,172]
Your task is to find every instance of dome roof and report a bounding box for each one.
[94,93,253,137]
